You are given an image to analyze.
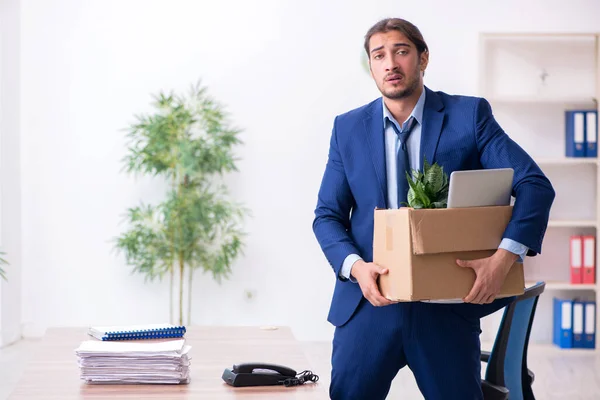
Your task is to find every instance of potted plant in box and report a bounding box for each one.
[403,159,449,209]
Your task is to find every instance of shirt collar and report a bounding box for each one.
[382,87,427,128]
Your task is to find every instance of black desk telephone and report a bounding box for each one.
[222,363,319,387]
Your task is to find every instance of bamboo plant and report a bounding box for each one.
[114,82,247,325]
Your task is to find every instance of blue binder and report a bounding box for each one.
[586,111,598,158]
[573,300,585,348]
[583,301,596,349]
[88,324,187,341]
[565,110,586,157]
[553,298,573,348]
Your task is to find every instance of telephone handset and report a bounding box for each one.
[234,363,297,376]
[222,362,319,387]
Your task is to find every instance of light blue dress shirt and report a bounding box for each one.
[340,89,528,281]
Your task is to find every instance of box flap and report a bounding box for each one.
[409,206,513,255]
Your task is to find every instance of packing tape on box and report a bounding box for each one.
[386,213,395,251]
[386,226,394,251]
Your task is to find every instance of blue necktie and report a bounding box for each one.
[388,116,417,208]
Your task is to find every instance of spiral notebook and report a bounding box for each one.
[88,323,186,341]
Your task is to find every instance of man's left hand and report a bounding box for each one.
[456,249,519,304]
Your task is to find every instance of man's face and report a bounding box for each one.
[368,30,428,100]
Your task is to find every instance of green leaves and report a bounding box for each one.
[114,80,248,288]
[403,158,449,209]
[114,203,173,282]
[0,251,7,281]
[122,81,242,180]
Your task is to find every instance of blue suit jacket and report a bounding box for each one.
[313,87,555,327]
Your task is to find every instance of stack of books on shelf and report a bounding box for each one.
[75,324,191,384]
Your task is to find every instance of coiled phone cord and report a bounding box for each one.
[283,370,320,387]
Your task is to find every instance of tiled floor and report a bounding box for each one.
[2,339,599,399]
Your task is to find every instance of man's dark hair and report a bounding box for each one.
[364,18,429,56]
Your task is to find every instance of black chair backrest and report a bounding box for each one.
[484,282,545,400]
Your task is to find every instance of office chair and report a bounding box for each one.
[481,281,545,400]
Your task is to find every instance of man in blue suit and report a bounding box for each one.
[312,18,554,399]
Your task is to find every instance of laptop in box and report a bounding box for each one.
[447,168,514,208]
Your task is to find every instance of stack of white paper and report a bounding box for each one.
[75,339,191,384]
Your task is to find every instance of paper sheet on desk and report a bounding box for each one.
[86,377,191,385]
[79,358,191,367]
[76,339,186,355]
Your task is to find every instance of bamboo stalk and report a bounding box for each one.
[187,266,193,325]
[169,174,177,325]
[169,266,174,324]
[179,253,184,326]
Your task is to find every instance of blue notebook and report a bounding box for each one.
[88,323,186,341]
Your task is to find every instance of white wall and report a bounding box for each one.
[0,0,22,346]
[17,0,600,341]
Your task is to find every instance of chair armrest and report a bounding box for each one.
[482,379,509,400]
[480,350,491,363]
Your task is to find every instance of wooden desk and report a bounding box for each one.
[8,326,328,399]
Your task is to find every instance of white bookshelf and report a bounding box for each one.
[489,96,597,105]
[479,32,600,349]
[527,281,597,291]
[536,158,598,166]
[548,220,597,228]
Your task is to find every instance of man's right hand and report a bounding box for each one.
[351,260,395,307]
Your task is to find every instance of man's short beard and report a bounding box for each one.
[382,76,419,100]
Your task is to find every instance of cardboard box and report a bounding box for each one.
[374,206,525,301]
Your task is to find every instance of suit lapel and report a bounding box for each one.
[364,99,387,208]
[420,87,445,170]
[363,90,445,207]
